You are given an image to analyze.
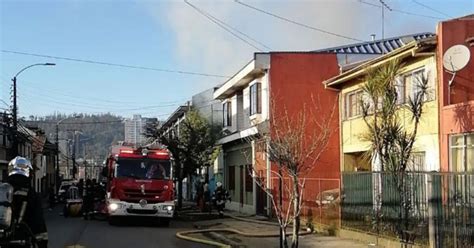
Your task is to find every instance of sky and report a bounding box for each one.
[1,0,473,120]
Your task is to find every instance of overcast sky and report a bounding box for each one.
[1,0,473,119]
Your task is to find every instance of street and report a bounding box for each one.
[45,206,210,248]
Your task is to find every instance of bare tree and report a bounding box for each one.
[245,97,337,248]
[360,59,429,246]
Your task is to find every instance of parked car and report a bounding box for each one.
[315,188,340,207]
[58,180,76,203]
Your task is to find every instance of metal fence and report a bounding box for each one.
[270,177,341,228]
[341,172,474,247]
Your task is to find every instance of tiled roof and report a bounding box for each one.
[314,32,435,54]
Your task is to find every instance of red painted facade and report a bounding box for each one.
[267,53,341,224]
[437,16,474,172]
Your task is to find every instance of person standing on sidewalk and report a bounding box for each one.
[213,182,230,217]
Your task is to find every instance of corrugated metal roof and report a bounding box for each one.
[314,32,435,54]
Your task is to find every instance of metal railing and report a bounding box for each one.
[341,171,474,247]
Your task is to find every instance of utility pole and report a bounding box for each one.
[72,132,77,179]
[66,140,70,179]
[55,125,59,191]
[11,77,18,157]
[10,63,55,158]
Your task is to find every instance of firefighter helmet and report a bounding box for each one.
[8,156,33,178]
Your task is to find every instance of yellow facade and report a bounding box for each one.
[339,55,440,172]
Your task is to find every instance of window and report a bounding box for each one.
[450,133,474,172]
[408,152,425,171]
[396,68,432,104]
[250,83,262,115]
[223,101,232,127]
[345,90,363,118]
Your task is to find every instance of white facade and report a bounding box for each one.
[124,115,146,146]
[213,53,271,215]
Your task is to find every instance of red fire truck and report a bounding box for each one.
[103,146,174,225]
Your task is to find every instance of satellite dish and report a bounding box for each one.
[443,45,470,72]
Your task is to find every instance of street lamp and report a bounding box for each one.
[11,63,55,157]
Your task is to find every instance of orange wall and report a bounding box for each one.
[437,17,474,171]
[269,53,341,180]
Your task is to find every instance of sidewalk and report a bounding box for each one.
[177,208,367,248]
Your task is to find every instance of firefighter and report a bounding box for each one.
[7,156,48,248]
[212,182,230,217]
[82,179,94,220]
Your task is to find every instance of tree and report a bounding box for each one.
[360,59,429,246]
[146,108,221,209]
[245,98,336,248]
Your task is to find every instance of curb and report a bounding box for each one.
[176,230,231,248]
[176,228,312,247]
[176,211,312,247]
[224,214,280,227]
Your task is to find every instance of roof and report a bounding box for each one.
[313,32,435,54]
[324,36,437,88]
[159,105,189,131]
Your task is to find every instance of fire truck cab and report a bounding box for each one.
[104,147,174,225]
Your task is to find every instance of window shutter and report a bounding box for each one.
[228,101,232,126]
[257,83,262,114]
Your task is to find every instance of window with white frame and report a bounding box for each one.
[396,67,433,104]
[223,101,232,127]
[250,83,262,116]
[450,133,474,172]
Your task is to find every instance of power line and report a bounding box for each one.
[28,120,124,125]
[234,0,364,42]
[0,100,10,107]
[411,0,452,19]
[19,89,180,111]
[1,74,189,107]
[358,0,444,20]
[1,50,231,79]
[184,0,271,51]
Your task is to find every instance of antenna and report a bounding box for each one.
[442,44,471,86]
[379,0,392,54]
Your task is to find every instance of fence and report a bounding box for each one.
[270,177,341,228]
[341,172,474,247]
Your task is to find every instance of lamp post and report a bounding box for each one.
[11,63,55,157]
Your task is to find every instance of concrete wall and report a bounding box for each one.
[192,87,222,127]
[437,16,474,172]
[269,53,341,179]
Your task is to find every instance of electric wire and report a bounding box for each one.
[358,0,444,20]
[411,0,452,18]
[185,0,270,51]
[234,0,364,42]
[1,50,231,78]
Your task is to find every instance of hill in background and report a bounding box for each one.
[25,113,124,160]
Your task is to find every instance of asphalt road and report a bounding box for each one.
[45,205,210,248]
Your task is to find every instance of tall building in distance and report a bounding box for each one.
[124,115,157,146]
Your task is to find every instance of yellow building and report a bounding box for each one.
[324,37,440,172]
